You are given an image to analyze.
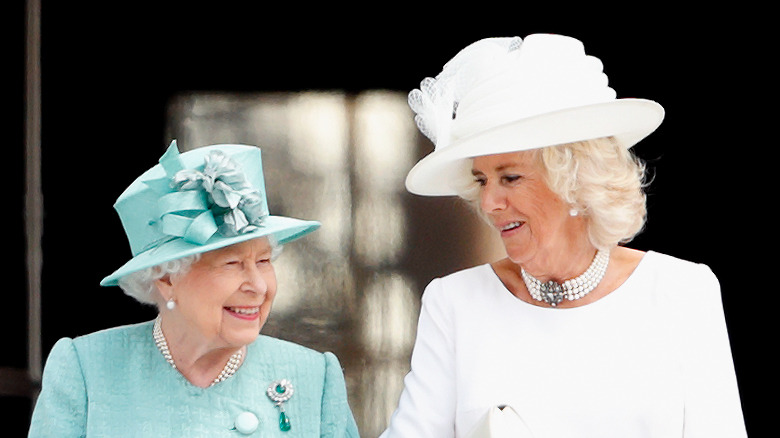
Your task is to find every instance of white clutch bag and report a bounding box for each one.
[465,405,534,438]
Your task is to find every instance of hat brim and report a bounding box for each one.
[405,98,664,196]
[100,215,320,286]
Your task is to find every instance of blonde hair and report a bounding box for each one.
[458,137,648,250]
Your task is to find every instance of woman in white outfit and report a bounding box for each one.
[380,34,747,438]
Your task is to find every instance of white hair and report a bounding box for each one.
[457,137,648,250]
[118,254,201,306]
[117,237,283,307]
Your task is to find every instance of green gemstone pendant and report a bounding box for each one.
[279,411,292,431]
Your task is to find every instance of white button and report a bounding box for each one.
[234,411,259,434]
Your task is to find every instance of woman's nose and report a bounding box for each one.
[241,263,268,295]
[480,181,507,213]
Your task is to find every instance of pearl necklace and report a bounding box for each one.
[152,316,243,387]
[521,249,610,307]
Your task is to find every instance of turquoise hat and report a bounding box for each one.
[100,140,320,286]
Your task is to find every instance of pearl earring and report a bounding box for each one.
[166,299,176,310]
[569,208,579,217]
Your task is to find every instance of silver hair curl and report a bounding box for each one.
[117,255,202,306]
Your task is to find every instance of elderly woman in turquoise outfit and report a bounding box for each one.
[28,141,359,437]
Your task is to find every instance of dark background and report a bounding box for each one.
[8,2,770,436]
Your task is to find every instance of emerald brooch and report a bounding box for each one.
[266,379,294,432]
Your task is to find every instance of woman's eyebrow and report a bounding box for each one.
[471,163,518,176]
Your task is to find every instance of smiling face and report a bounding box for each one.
[472,150,590,273]
[156,237,277,350]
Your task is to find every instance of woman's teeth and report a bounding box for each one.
[501,221,523,231]
[226,307,260,315]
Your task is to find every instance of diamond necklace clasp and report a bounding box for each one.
[521,249,610,307]
[540,280,565,307]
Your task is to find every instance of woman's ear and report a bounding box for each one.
[154,274,174,301]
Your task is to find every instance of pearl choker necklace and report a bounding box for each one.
[153,316,243,387]
[521,249,610,307]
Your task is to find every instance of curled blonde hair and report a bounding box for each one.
[458,137,648,250]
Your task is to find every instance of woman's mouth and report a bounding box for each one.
[499,221,524,235]
[224,306,261,320]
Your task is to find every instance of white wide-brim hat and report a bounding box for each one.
[405,33,665,196]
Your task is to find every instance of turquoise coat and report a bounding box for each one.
[28,321,359,437]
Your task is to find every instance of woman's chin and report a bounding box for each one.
[221,310,266,345]
[502,241,532,265]
[223,328,261,348]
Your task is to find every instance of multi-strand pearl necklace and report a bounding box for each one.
[152,316,243,387]
[521,249,610,307]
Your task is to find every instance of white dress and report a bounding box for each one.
[381,251,746,438]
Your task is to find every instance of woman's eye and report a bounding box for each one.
[502,175,522,184]
[474,177,487,186]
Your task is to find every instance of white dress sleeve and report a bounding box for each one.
[380,278,457,438]
[674,263,747,437]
